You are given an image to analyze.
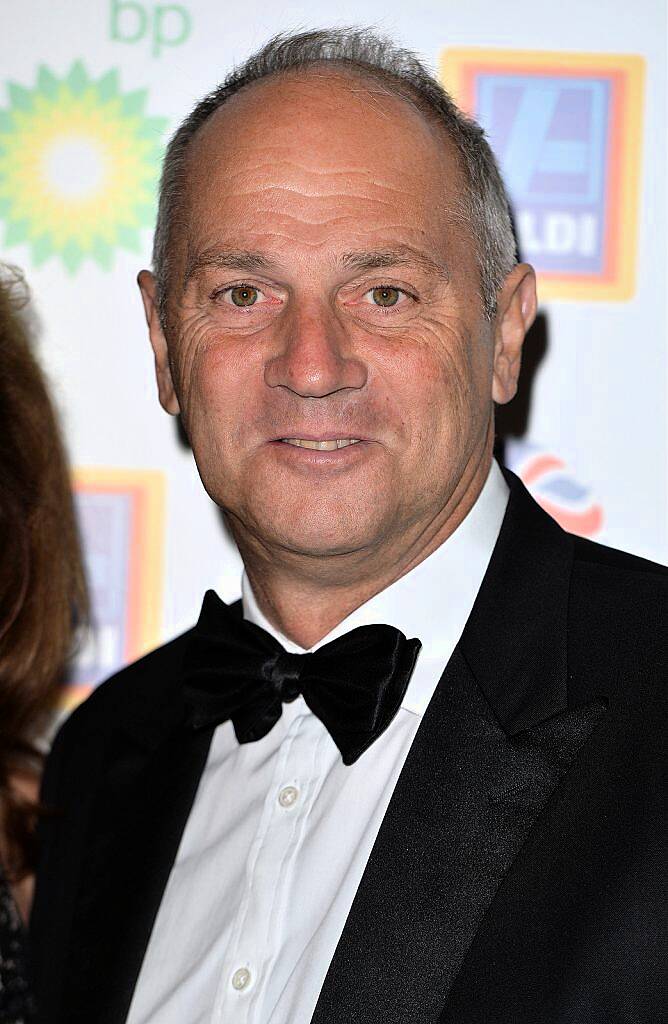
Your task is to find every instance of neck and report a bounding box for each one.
[237,444,494,650]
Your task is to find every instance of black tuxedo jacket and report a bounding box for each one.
[31,472,666,1023]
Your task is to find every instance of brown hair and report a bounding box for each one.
[0,265,87,880]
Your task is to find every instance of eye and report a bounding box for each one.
[361,286,410,308]
[211,283,272,308]
[372,286,399,306]
[228,284,259,307]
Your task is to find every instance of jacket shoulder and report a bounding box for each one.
[58,627,196,743]
[571,534,668,622]
[569,535,668,704]
[573,533,668,577]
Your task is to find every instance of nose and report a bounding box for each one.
[264,305,367,397]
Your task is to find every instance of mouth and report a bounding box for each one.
[278,438,362,450]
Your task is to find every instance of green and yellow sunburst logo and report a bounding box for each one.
[0,62,169,272]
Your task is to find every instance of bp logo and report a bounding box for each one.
[0,62,169,273]
[441,50,644,301]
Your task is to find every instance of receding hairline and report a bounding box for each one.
[173,61,472,292]
[153,28,517,324]
[183,59,468,179]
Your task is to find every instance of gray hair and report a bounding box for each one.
[152,27,517,323]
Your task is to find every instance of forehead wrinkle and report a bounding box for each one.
[215,167,435,204]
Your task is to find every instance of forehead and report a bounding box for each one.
[182,69,468,261]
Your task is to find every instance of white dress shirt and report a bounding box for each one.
[126,461,509,1024]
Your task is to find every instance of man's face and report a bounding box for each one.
[141,72,534,567]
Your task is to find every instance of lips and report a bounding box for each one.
[279,438,362,450]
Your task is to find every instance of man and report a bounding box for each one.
[31,28,665,1024]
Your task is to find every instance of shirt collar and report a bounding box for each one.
[242,459,509,716]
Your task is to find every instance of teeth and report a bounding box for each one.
[281,438,361,450]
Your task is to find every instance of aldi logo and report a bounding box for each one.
[440,49,645,301]
[65,468,165,709]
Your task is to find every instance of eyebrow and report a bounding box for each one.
[338,247,450,279]
[183,244,450,286]
[183,248,277,287]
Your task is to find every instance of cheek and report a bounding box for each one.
[371,319,491,453]
[172,320,259,449]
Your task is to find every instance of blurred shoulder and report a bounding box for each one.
[569,534,668,705]
[571,533,668,614]
[55,627,196,747]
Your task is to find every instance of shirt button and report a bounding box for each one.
[278,785,299,808]
[231,967,251,991]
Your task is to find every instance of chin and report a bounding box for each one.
[246,498,386,560]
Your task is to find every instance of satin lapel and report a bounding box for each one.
[312,475,608,1024]
[311,652,605,1024]
[61,712,214,1024]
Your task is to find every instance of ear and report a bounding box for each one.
[491,263,537,405]
[137,270,180,415]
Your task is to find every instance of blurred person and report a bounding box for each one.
[0,266,87,1023]
[32,29,666,1024]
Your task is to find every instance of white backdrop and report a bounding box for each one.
[1,0,666,704]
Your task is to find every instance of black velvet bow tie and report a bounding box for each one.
[183,590,422,765]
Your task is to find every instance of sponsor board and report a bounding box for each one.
[65,468,165,709]
[440,49,644,301]
[0,62,168,272]
[505,439,604,537]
